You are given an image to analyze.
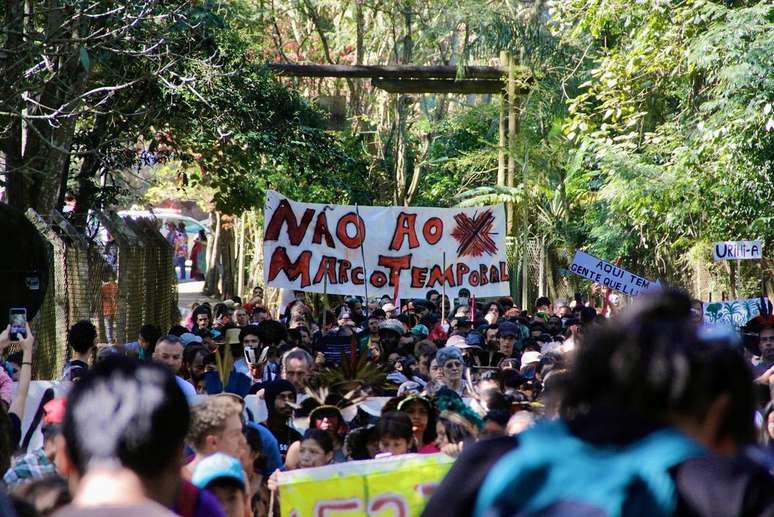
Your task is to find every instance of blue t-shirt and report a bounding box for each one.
[175,376,196,404]
[246,421,282,476]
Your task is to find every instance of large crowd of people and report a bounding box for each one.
[0,284,773,516]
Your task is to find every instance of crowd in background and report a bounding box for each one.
[0,283,773,516]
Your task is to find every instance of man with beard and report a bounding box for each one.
[261,380,302,462]
[754,321,774,377]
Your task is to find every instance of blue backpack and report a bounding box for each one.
[474,419,705,517]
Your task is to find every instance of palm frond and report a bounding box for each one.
[316,350,387,391]
[454,185,525,207]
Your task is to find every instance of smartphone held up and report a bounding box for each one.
[9,307,27,340]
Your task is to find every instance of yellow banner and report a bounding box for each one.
[278,453,453,517]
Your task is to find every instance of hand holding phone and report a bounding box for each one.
[9,308,27,340]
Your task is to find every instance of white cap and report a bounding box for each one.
[446,335,471,349]
[521,351,541,365]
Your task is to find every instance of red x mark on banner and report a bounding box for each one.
[450,209,498,257]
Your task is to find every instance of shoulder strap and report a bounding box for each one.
[21,387,55,451]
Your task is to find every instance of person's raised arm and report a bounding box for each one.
[9,323,34,420]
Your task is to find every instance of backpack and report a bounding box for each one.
[175,479,201,517]
[474,419,705,517]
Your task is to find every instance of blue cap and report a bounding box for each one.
[410,324,429,338]
[465,331,484,347]
[498,321,519,338]
[192,453,246,490]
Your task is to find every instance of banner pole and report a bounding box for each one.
[442,252,447,327]
[354,204,370,311]
[393,277,400,317]
[322,273,328,331]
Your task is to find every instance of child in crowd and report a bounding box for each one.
[298,429,335,469]
[376,411,414,457]
[192,453,247,517]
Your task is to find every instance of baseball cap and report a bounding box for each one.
[180,333,203,346]
[521,351,541,365]
[465,332,485,348]
[446,335,470,349]
[192,453,246,490]
[382,302,396,312]
[410,324,429,338]
[498,321,519,338]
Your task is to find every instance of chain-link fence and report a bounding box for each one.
[24,210,178,379]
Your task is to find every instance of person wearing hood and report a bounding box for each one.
[260,380,302,463]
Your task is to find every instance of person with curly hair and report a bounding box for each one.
[183,396,247,481]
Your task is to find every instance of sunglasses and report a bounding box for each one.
[444,361,462,369]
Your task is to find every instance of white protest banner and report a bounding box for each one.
[263,191,510,298]
[713,240,763,261]
[10,381,69,454]
[570,250,661,297]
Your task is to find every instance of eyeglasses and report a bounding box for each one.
[761,336,774,343]
[444,361,462,369]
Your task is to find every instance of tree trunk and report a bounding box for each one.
[71,114,109,230]
[7,4,91,214]
[498,51,507,188]
[393,4,413,206]
[237,214,246,299]
[538,237,546,297]
[727,260,737,300]
[2,0,25,206]
[350,0,365,124]
[394,96,410,205]
[546,252,558,301]
[204,212,222,296]
[507,53,519,236]
[219,216,235,299]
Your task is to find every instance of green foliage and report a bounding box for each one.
[414,104,500,207]
[552,0,774,287]
[162,13,372,213]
